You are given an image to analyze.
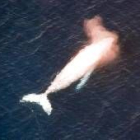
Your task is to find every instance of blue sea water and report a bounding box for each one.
[0,0,140,139]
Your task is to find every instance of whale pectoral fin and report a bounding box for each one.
[75,70,92,90]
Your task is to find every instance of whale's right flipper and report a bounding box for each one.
[20,93,52,115]
[76,70,92,90]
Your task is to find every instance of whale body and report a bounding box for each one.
[20,16,119,115]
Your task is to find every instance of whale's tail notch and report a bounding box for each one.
[20,93,52,115]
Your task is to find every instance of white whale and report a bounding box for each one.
[20,16,119,115]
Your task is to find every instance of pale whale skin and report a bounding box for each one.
[21,16,119,115]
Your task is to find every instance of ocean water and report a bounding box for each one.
[0,0,140,139]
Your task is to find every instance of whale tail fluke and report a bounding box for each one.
[20,93,52,115]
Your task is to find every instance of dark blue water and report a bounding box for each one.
[0,0,140,139]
